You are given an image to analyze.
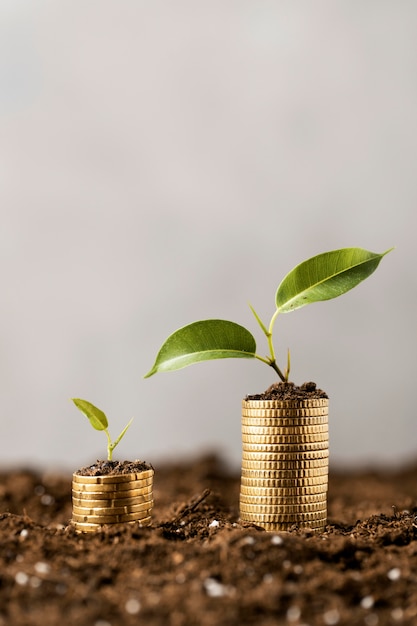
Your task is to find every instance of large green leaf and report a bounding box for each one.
[72,398,108,431]
[276,247,392,313]
[145,319,256,377]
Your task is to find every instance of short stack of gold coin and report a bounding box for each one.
[240,398,328,532]
[71,468,154,533]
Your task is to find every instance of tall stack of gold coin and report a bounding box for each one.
[240,398,328,532]
[71,468,154,533]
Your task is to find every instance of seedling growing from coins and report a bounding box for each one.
[72,398,133,461]
[145,247,392,383]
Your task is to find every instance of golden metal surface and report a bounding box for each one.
[72,500,154,516]
[72,485,153,499]
[242,424,328,436]
[239,511,327,523]
[238,492,327,504]
[239,501,327,514]
[240,479,328,492]
[241,458,328,470]
[240,467,328,478]
[71,516,152,533]
[71,477,153,492]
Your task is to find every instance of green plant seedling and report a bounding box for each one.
[145,247,392,383]
[72,398,133,461]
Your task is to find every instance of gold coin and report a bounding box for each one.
[240,479,328,493]
[241,467,328,478]
[71,477,153,492]
[242,424,328,435]
[241,476,327,488]
[239,501,327,514]
[239,484,327,497]
[72,500,154,516]
[242,434,328,445]
[243,398,328,409]
[72,485,153,500]
[242,444,329,459]
[72,509,153,524]
[240,511,327,523]
[241,458,328,470]
[241,415,329,428]
[72,469,154,484]
[256,520,326,532]
[240,487,327,504]
[72,492,153,508]
[242,406,328,418]
[71,517,152,533]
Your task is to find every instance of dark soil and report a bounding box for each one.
[246,381,328,401]
[75,460,153,476]
[1,454,417,626]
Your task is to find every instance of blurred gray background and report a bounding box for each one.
[1,1,415,471]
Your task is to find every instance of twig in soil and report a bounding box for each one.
[164,489,212,525]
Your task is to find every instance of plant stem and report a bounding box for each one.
[105,429,113,461]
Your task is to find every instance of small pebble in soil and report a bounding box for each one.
[30,576,41,588]
[323,608,340,625]
[209,520,220,528]
[203,577,233,598]
[19,529,29,539]
[125,598,141,615]
[35,561,51,575]
[387,567,401,581]
[286,606,301,622]
[391,608,404,621]
[242,536,255,545]
[271,534,284,545]
[360,595,374,610]
[14,572,29,586]
[41,494,54,505]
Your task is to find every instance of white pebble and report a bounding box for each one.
[323,608,340,625]
[41,494,54,506]
[271,534,284,545]
[203,577,231,598]
[20,529,29,538]
[293,564,303,575]
[15,572,29,586]
[286,606,301,622]
[391,608,404,621]
[125,598,141,615]
[209,520,220,528]
[35,561,50,575]
[361,596,374,610]
[387,568,401,581]
[243,536,255,545]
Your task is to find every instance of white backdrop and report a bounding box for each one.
[1,1,415,471]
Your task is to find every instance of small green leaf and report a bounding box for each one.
[72,398,108,431]
[145,319,257,377]
[276,247,392,314]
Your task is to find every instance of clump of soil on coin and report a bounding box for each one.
[1,454,417,626]
[246,381,328,401]
[74,459,153,476]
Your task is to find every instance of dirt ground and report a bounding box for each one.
[1,454,416,626]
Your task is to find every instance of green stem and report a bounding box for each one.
[251,304,288,382]
[104,429,113,461]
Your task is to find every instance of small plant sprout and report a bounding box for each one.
[145,247,392,383]
[72,398,133,461]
